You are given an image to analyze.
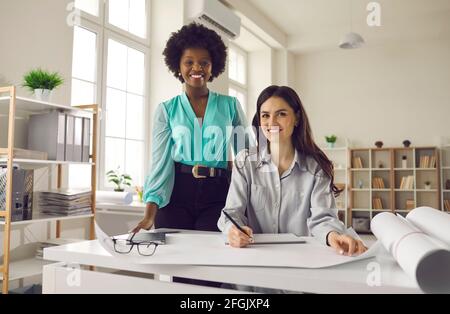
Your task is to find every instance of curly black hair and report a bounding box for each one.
[163,22,227,83]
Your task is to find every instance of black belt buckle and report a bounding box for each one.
[192,164,214,179]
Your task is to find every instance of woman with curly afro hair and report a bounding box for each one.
[132,23,251,237]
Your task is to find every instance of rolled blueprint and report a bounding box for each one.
[371,208,450,293]
[96,191,133,205]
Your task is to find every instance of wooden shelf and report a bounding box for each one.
[372,189,391,192]
[0,158,94,169]
[0,257,53,281]
[394,189,415,192]
[394,168,414,171]
[416,189,438,192]
[351,189,370,191]
[350,168,370,171]
[0,96,92,116]
[0,212,94,226]
[1,87,99,293]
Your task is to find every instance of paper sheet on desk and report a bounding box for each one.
[95,222,379,269]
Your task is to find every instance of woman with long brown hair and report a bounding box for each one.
[218,85,367,256]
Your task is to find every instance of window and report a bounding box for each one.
[228,45,248,113]
[107,0,147,39]
[70,1,149,190]
[74,0,100,17]
[104,37,146,187]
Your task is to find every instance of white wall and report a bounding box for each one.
[0,0,73,104]
[295,38,450,148]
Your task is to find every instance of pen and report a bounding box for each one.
[222,210,253,240]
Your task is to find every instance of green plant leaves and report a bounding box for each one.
[22,68,64,91]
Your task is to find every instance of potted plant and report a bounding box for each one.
[325,135,337,148]
[22,68,64,102]
[106,168,132,192]
[375,141,383,148]
[424,181,431,190]
[403,140,411,148]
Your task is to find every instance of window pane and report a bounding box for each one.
[125,140,144,186]
[71,79,95,105]
[229,88,246,113]
[126,94,144,140]
[105,137,125,186]
[72,26,96,82]
[127,47,145,95]
[109,0,147,38]
[108,0,129,31]
[75,0,99,16]
[105,88,126,138]
[228,49,237,82]
[237,54,246,84]
[107,39,127,90]
[129,0,147,39]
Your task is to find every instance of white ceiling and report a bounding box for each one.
[245,0,450,53]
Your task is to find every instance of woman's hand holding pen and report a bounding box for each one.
[327,231,368,256]
[227,225,254,248]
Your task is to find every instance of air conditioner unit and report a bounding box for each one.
[187,0,241,40]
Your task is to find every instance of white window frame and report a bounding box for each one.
[74,0,104,26]
[99,29,150,190]
[228,43,248,113]
[71,0,151,191]
[105,0,151,47]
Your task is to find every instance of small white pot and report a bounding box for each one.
[424,184,431,190]
[34,89,52,102]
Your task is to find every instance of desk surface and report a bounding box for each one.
[44,231,422,294]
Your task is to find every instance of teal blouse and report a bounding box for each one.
[143,91,250,208]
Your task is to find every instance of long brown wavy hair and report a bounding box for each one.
[252,85,342,196]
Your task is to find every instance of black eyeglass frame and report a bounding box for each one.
[111,237,159,256]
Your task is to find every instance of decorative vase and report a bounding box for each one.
[402,159,407,169]
[34,89,52,102]
[114,188,124,192]
[403,140,411,148]
[424,184,431,190]
[327,142,335,148]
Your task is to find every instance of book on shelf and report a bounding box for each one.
[444,200,450,211]
[372,177,385,189]
[352,157,363,168]
[405,199,415,210]
[372,197,383,210]
[400,175,414,189]
[419,155,436,168]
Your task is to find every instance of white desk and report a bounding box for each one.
[42,231,422,294]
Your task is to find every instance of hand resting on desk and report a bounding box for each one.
[327,231,367,256]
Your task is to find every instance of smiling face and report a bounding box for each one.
[179,48,212,89]
[260,96,299,144]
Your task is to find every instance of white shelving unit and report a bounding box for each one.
[440,144,450,212]
[0,86,99,293]
[349,146,441,234]
[322,142,349,227]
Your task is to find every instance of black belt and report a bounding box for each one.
[175,163,230,179]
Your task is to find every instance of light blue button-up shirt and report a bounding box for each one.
[143,91,250,208]
[217,146,345,245]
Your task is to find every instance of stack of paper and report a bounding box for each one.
[38,189,92,216]
[371,206,450,293]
